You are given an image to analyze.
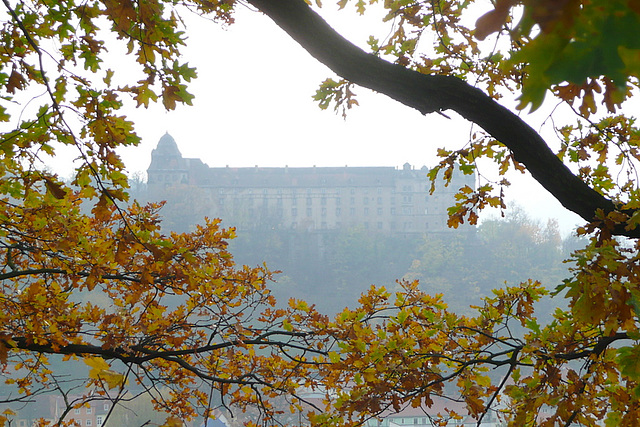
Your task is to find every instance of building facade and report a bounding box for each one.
[1,394,113,427]
[147,133,475,233]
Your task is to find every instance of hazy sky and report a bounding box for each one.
[107,5,583,233]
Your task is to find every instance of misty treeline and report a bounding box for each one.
[234,211,577,317]
[132,179,581,316]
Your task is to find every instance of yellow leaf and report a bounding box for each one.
[161,416,183,427]
[100,370,127,389]
[84,357,126,389]
[84,356,111,375]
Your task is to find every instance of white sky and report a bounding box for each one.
[81,4,584,234]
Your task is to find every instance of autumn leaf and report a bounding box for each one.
[474,0,515,40]
[7,68,27,94]
[84,357,126,389]
[161,416,183,427]
[44,177,68,199]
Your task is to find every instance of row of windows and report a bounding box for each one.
[218,196,447,207]
[367,416,431,426]
[281,207,438,217]
[287,221,434,230]
[240,206,443,219]
[18,415,104,427]
[73,403,110,415]
[150,173,187,183]
[209,186,446,196]
[218,187,391,195]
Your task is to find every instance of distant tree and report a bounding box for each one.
[326,227,418,306]
[405,209,567,315]
[2,1,640,426]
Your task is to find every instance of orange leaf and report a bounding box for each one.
[475,0,516,40]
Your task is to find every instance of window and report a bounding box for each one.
[377,208,383,216]
[336,207,341,216]
[350,197,355,204]
[350,208,355,216]
[292,207,297,217]
[350,188,356,195]
[391,197,396,205]
[377,222,383,229]
[377,187,382,194]
[321,208,327,217]
[75,409,81,415]
[364,208,369,216]
[86,420,92,426]
[306,197,313,206]
[86,407,92,414]
[377,197,382,205]
[321,197,327,205]
[96,416,104,426]
[103,404,110,411]
[336,197,341,205]
[391,208,396,215]
[306,207,312,217]
[363,198,369,205]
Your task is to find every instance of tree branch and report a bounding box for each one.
[246,0,637,237]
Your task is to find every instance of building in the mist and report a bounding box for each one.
[146,133,475,233]
[0,393,114,427]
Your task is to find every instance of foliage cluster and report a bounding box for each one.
[1,0,640,426]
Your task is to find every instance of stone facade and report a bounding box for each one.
[147,133,475,233]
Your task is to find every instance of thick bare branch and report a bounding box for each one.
[246,0,637,237]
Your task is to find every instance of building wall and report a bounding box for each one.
[147,134,475,234]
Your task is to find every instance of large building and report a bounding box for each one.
[146,133,475,233]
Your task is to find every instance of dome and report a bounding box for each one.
[148,132,187,171]
[153,132,183,158]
